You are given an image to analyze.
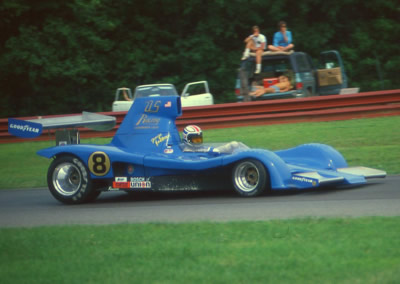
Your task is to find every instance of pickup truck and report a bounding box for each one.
[112,81,213,112]
[236,50,353,101]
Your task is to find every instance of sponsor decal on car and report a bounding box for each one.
[164,148,174,154]
[144,100,161,113]
[88,151,111,176]
[131,177,151,189]
[131,181,151,189]
[292,176,317,186]
[127,165,135,175]
[112,177,152,189]
[112,181,131,189]
[108,186,120,191]
[151,133,170,146]
[8,118,42,138]
[135,114,160,129]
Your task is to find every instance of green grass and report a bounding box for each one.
[1,119,399,283]
[205,116,400,174]
[1,217,400,283]
[0,116,399,189]
[0,138,111,189]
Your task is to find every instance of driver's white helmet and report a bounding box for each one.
[183,125,203,145]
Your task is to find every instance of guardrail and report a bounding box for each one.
[1,89,400,144]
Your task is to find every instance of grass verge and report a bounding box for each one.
[1,217,399,283]
[0,116,399,189]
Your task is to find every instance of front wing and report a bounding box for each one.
[289,166,386,189]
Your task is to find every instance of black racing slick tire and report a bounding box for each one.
[47,155,101,204]
[232,159,269,197]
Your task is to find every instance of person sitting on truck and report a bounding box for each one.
[241,26,267,74]
[250,74,293,97]
[268,21,294,52]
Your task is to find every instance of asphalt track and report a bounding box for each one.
[0,176,399,227]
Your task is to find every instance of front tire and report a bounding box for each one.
[47,155,100,204]
[232,159,269,197]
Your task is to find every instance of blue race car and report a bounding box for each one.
[11,90,386,204]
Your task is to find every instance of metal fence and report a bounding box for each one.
[1,89,399,144]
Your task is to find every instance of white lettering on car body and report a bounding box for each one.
[10,124,40,133]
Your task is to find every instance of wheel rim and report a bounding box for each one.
[234,161,260,192]
[52,162,82,196]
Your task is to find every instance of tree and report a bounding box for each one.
[0,0,399,118]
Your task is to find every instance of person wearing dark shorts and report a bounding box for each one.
[250,75,293,97]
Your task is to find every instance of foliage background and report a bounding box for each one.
[0,0,399,117]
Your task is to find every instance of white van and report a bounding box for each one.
[112,81,213,112]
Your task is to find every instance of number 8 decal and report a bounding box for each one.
[88,151,110,176]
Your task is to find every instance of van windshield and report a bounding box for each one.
[135,85,179,98]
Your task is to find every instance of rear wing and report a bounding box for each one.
[8,112,116,144]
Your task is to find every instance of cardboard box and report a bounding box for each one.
[317,67,342,87]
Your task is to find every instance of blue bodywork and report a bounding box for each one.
[37,95,376,192]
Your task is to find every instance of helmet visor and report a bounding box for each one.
[190,135,203,144]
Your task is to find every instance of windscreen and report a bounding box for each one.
[319,52,340,69]
[134,85,179,98]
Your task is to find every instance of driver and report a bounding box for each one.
[181,125,212,152]
[181,125,245,153]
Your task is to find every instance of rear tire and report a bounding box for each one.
[47,155,100,204]
[232,159,269,197]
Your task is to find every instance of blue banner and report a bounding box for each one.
[8,118,43,138]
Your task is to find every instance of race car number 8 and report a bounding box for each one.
[88,151,110,176]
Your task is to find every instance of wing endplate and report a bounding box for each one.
[8,112,116,139]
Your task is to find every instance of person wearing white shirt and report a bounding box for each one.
[241,26,267,74]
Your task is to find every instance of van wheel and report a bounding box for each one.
[232,159,269,197]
